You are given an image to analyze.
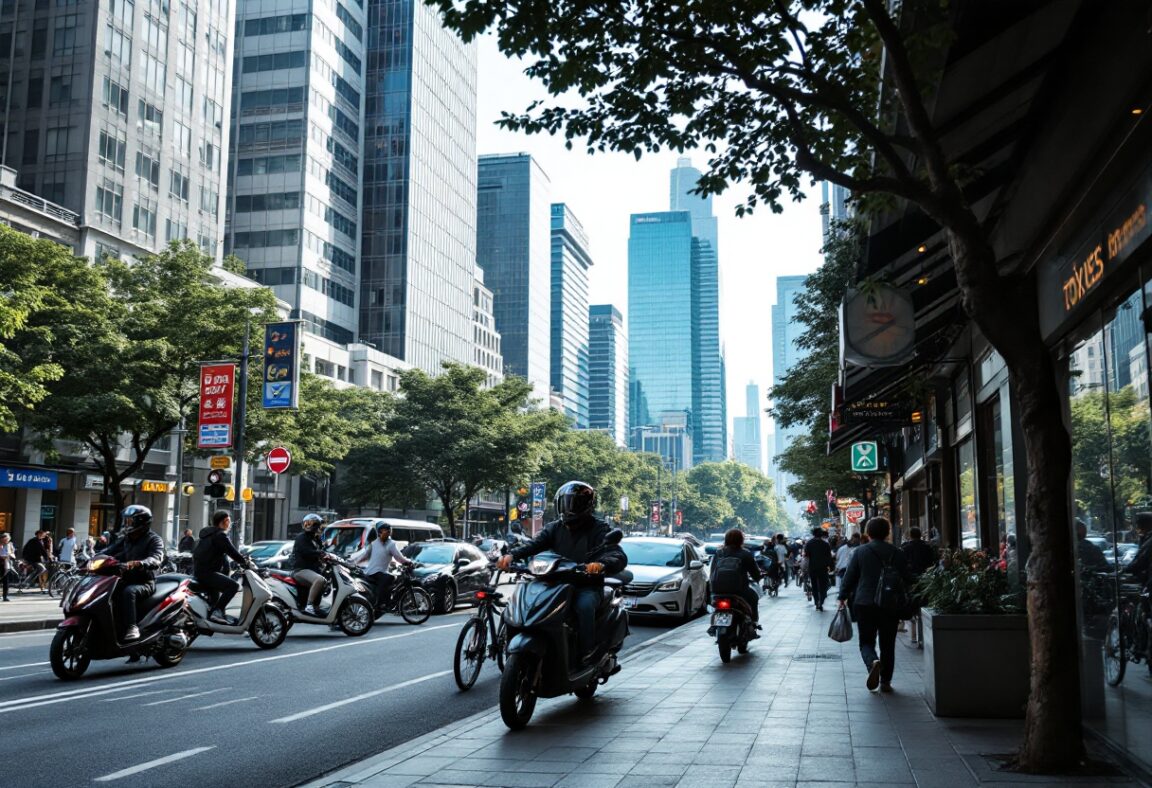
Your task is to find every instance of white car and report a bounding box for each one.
[619,537,708,621]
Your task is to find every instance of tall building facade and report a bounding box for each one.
[359,0,478,372]
[733,382,763,472]
[770,275,809,514]
[226,0,367,345]
[550,203,592,427]
[472,267,503,388]
[820,181,850,236]
[588,304,627,446]
[0,0,234,261]
[475,153,552,402]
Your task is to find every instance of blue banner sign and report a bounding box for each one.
[0,467,58,490]
[262,321,300,409]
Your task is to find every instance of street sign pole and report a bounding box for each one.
[234,322,250,549]
[170,417,186,546]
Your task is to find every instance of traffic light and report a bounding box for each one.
[205,468,231,499]
[182,483,196,496]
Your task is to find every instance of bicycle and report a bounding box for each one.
[13,561,47,595]
[453,568,512,690]
[45,562,79,597]
[369,563,433,625]
[1104,580,1152,686]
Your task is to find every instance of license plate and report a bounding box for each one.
[622,596,638,609]
[712,612,732,627]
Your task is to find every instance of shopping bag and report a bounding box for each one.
[828,607,854,643]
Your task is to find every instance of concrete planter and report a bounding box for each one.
[921,607,1030,718]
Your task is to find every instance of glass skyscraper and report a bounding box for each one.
[770,275,809,513]
[733,382,763,472]
[550,203,592,427]
[475,153,552,403]
[359,0,478,372]
[588,304,627,446]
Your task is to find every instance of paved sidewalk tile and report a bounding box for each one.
[307,586,1146,788]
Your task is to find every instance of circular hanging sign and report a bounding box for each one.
[841,285,916,366]
[266,447,292,475]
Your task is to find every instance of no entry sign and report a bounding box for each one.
[266,447,292,475]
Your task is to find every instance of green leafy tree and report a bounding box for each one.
[429,3,1087,763]
[676,461,786,535]
[385,364,568,536]
[337,438,429,516]
[1070,386,1151,530]
[536,429,663,524]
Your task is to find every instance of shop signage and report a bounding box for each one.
[841,398,910,424]
[0,467,58,490]
[850,442,880,473]
[209,456,231,470]
[530,482,546,536]
[40,505,56,519]
[140,480,173,493]
[197,363,236,449]
[262,321,300,409]
[840,286,916,367]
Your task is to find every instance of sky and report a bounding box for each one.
[475,37,826,453]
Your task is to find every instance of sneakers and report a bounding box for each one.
[208,610,229,624]
[866,659,882,691]
[880,683,893,693]
[124,625,141,641]
[304,604,320,617]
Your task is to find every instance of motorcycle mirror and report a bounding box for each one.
[605,529,623,545]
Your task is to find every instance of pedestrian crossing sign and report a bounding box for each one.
[851,441,879,472]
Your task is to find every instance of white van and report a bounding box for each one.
[322,518,445,558]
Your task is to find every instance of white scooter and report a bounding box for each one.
[264,554,375,637]
[182,565,290,650]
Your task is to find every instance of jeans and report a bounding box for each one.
[194,571,240,614]
[115,583,155,634]
[293,569,326,607]
[810,571,830,608]
[367,572,394,608]
[854,603,899,683]
[573,587,602,657]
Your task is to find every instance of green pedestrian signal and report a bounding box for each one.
[851,441,879,473]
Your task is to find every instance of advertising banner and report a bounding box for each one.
[530,482,546,536]
[0,467,58,490]
[197,363,236,448]
[262,321,300,409]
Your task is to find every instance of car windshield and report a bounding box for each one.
[246,543,285,559]
[622,541,684,567]
[324,526,372,557]
[403,543,457,564]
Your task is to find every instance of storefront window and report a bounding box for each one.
[956,437,978,549]
[978,395,1015,552]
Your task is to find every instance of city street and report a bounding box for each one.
[0,609,680,787]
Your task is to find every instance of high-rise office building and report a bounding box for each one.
[550,203,592,427]
[820,181,850,236]
[359,0,478,372]
[0,0,233,262]
[472,267,503,388]
[733,382,763,472]
[226,0,367,345]
[770,275,809,513]
[588,304,627,446]
[476,153,552,402]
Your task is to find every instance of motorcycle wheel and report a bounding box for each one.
[338,598,374,637]
[573,677,598,700]
[50,627,90,680]
[249,604,289,649]
[495,619,508,672]
[453,618,485,691]
[737,639,749,654]
[499,652,538,729]
[399,587,432,625]
[153,644,187,669]
[717,634,732,664]
[1104,610,1127,687]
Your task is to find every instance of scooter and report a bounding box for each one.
[50,556,194,680]
[264,554,375,636]
[498,530,633,730]
[180,564,290,650]
[709,586,758,663]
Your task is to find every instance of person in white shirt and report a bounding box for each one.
[773,535,790,586]
[835,533,861,581]
[351,523,413,609]
[57,528,78,565]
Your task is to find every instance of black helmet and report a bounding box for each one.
[302,513,324,533]
[555,481,596,525]
[121,505,153,535]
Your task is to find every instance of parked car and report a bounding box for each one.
[618,537,708,621]
[323,518,445,559]
[402,540,493,614]
[242,540,294,569]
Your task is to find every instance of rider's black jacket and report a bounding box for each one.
[103,531,165,584]
[292,531,323,572]
[509,515,628,576]
[192,526,246,576]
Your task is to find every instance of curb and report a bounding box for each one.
[0,618,60,633]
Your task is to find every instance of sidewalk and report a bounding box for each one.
[0,592,63,632]
[307,586,1146,788]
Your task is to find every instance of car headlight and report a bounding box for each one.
[656,578,682,592]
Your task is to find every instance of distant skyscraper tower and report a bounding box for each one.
[472,267,503,388]
[550,203,592,427]
[770,275,809,512]
[475,153,552,403]
[821,181,850,236]
[359,0,478,371]
[733,382,763,472]
[227,0,367,345]
[588,304,628,446]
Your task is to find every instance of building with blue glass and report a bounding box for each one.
[475,153,553,403]
[358,0,479,372]
[733,382,763,472]
[550,204,592,427]
[588,304,628,446]
[770,275,809,514]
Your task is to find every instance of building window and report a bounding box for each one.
[135,149,160,189]
[97,130,125,172]
[109,0,134,29]
[234,192,301,212]
[132,201,157,239]
[243,13,307,35]
[199,141,217,170]
[102,77,128,116]
[142,12,166,50]
[45,126,72,161]
[26,76,43,108]
[236,120,304,152]
[326,136,358,172]
[138,99,163,135]
[95,179,123,223]
[165,217,187,241]
[173,121,192,158]
[103,24,130,66]
[175,76,193,112]
[235,153,301,176]
[241,51,307,73]
[142,52,166,95]
[21,129,39,165]
[176,40,193,75]
[179,2,196,35]
[198,185,217,217]
[335,4,361,41]
[54,14,79,56]
[232,229,300,248]
[169,169,189,202]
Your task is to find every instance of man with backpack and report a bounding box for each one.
[804,527,834,611]
[837,516,917,692]
[709,529,762,633]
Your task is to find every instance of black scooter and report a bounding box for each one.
[709,589,757,663]
[499,530,633,729]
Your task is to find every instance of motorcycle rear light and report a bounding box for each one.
[716,599,731,610]
[475,591,487,600]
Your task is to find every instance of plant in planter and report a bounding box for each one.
[915,549,1030,718]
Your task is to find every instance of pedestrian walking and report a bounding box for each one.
[838,516,916,692]
[57,528,78,566]
[900,527,937,645]
[178,528,196,553]
[836,533,860,583]
[0,532,13,600]
[804,527,834,611]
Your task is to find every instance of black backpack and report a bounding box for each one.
[873,545,909,613]
[712,552,746,594]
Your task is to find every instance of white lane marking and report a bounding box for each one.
[0,673,40,681]
[102,690,178,702]
[0,661,48,672]
[93,746,215,782]
[269,669,452,724]
[142,688,228,706]
[0,622,457,713]
[194,695,256,711]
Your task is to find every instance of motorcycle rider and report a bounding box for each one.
[101,505,165,641]
[497,481,628,664]
[351,522,413,610]
[192,510,251,624]
[292,513,328,615]
[709,528,762,635]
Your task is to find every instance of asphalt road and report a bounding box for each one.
[0,607,684,787]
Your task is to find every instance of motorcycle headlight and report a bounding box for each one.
[656,578,682,592]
